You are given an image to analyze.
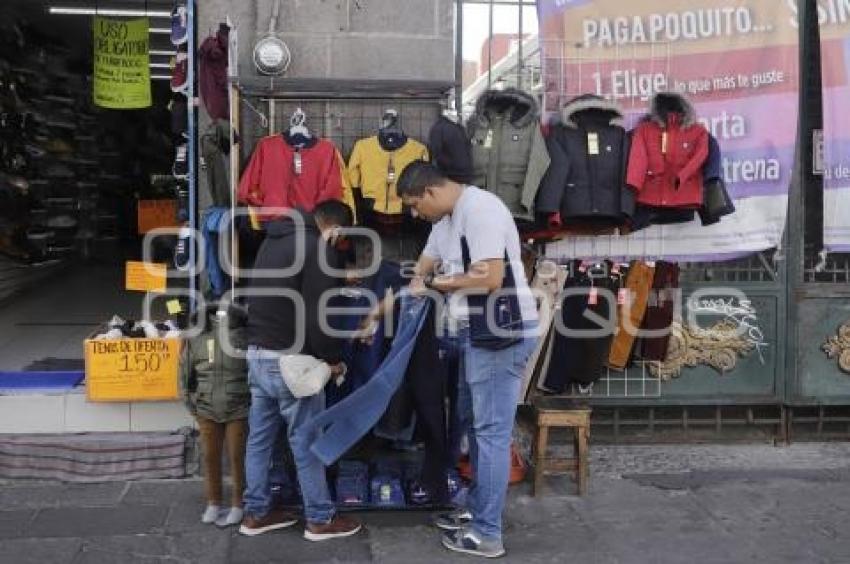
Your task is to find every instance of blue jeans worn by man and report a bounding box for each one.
[241,347,361,540]
[439,325,538,556]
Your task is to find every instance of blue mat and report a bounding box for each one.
[0,371,85,392]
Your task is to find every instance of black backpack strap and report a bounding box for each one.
[459,235,514,287]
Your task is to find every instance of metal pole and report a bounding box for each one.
[518,0,523,90]
[188,0,198,313]
[487,0,493,88]
[455,0,463,113]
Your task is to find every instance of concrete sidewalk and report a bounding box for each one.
[2,443,850,563]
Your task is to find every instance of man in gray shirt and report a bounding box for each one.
[395,161,539,558]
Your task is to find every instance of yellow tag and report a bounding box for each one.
[661,132,668,154]
[207,339,215,364]
[166,299,183,315]
[484,129,493,149]
[587,132,600,155]
[125,261,167,293]
[249,207,261,230]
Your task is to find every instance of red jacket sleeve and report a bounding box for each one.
[237,138,265,206]
[676,127,710,185]
[316,143,343,205]
[625,126,649,191]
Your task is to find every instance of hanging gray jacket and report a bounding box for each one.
[180,307,250,423]
[468,88,550,221]
[200,119,231,207]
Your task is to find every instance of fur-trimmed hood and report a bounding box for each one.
[648,91,698,127]
[560,94,624,128]
[471,87,539,130]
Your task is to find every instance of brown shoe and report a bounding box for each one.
[303,515,362,542]
[238,510,299,536]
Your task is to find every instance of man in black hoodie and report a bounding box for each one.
[240,200,362,541]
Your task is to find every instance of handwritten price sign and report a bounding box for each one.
[85,338,181,402]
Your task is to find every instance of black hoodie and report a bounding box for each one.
[246,214,344,363]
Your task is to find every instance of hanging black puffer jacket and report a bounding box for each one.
[547,94,634,227]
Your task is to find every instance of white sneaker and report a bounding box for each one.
[216,507,243,528]
[201,504,221,524]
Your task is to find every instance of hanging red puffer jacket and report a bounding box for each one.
[626,92,709,209]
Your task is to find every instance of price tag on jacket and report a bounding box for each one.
[484,129,494,149]
[618,288,629,305]
[661,132,668,154]
[588,286,599,305]
[293,151,303,175]
[587,132,600,155]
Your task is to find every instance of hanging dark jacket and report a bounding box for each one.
[468,88,550,221]
[548,94,634,227]
[198,26,229,121]
[245,214,344,363]
[698,133,736,225]
[428,115,473,183]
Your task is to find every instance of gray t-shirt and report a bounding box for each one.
[422,186,538,322]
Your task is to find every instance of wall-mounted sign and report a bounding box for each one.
[93,16,152,109]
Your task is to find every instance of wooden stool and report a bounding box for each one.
[532,404,591,496]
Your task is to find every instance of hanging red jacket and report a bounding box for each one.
[237,135,342,220]
[626,93,709,209]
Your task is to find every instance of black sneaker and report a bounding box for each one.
[174,226,191,271]
[441,528,505,559]
[173,143,188,179]
[433,509,472,531]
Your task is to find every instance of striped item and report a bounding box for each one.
[0,432,188,482]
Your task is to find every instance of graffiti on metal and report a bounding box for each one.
[688,296,769,364]
[822,322,850,374]
[651,319,756,380]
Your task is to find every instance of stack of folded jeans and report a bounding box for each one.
[334,461,369,507]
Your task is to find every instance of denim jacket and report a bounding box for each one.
[303,292,432,466]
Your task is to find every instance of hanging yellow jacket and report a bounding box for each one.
[336,149,357,222]
[347,136,429,215]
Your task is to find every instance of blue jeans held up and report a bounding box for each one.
[459,324,538,542]
[303,293,432,466]
[243,347,335,525]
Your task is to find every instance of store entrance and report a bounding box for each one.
[0,1,179,371]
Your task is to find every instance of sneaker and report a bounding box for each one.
[170,51,188,93]
[238,510,298,536]
[201,504,221,524]
[170,3,188,46]
[303,515,362,542]
[173,143,188,178]
[174,226,191,271]
[441,529,505,559]
[215,506,243,528]
[434,509,472,531]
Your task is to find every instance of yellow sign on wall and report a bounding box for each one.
[85,338,181,402]
[125,261,167,293]
[93,16,152,109]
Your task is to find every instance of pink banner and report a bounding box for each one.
[539,0,799,261]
